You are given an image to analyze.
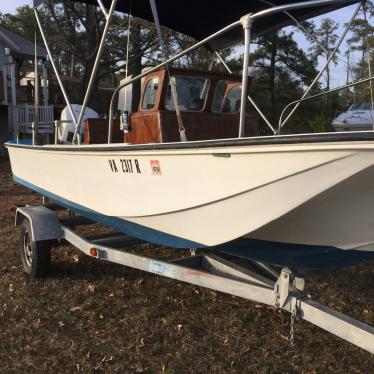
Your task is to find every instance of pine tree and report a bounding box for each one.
[347,2,374,102]
[309,18,339,103]
[251,30,318,127]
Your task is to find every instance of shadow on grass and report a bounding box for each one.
[48,245,160,283]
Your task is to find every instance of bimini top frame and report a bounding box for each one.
[35,0,357,51]
[33,0,364,144]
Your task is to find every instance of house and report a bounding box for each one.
[0,25,51,154]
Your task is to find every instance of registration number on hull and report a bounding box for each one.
[108,159,141,174]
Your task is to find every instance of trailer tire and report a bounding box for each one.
[19,219,52,278]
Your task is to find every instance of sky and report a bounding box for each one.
[290,5,359,86]
[0,1,362,86]
[0,0,33,14]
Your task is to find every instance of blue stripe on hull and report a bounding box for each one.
[13,175,205,249]
[212,238,374,269]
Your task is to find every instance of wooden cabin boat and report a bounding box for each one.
[84,67,259,145]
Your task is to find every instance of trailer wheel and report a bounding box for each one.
[19,219,52,278]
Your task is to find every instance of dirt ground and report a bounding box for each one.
[0,157,373,373]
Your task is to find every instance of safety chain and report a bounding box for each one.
[290,300,301,346]
[275,291,280,308]
[290,310,296,346]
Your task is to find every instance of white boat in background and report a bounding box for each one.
[332,102,374,131]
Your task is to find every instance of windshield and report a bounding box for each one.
[165,76,209,112]
[348,103,373,111]
[142,77,159,110]
[212,81,242,114]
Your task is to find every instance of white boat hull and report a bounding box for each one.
[6,138,374,250]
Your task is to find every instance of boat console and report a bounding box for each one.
[85,68,259,144]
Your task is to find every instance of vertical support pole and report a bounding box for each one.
[239,15,252,138]
[34,8,78,135]
[2,69,7,105]
[31,122,36,146]
[345,49,350,104]
[10,58,17,138]
[368,51,374,129]
[34,34,40,108]
[123,6,132,113]
[72,0,118,144]
[54,120,59,144]
[10,60,16,108]
[6,68,10,133]
[42,59,48,107]
[34,32,39,145]
[363,1,374,129]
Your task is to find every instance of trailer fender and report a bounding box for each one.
[15,206,63,242]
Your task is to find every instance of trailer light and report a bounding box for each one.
[10,207,17,214]
[90,247,98,257]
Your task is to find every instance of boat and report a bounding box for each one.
[332,102,374,131]
[6,0,374,267]
[5,0,374,354]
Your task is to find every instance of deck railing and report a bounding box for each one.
[15,105,54,134]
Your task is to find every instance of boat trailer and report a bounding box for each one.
[14,203,374,355]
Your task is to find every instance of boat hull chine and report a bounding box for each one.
[13,175,204,249]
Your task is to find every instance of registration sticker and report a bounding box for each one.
[150,160,162,175]
[149,261,176,279]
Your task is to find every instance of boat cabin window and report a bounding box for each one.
[142,76,159,110]
[362,103,372,110]
[212,80,242,114]
[348,103,373,111]
[349,103,360,111]
[165,76,209,112]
